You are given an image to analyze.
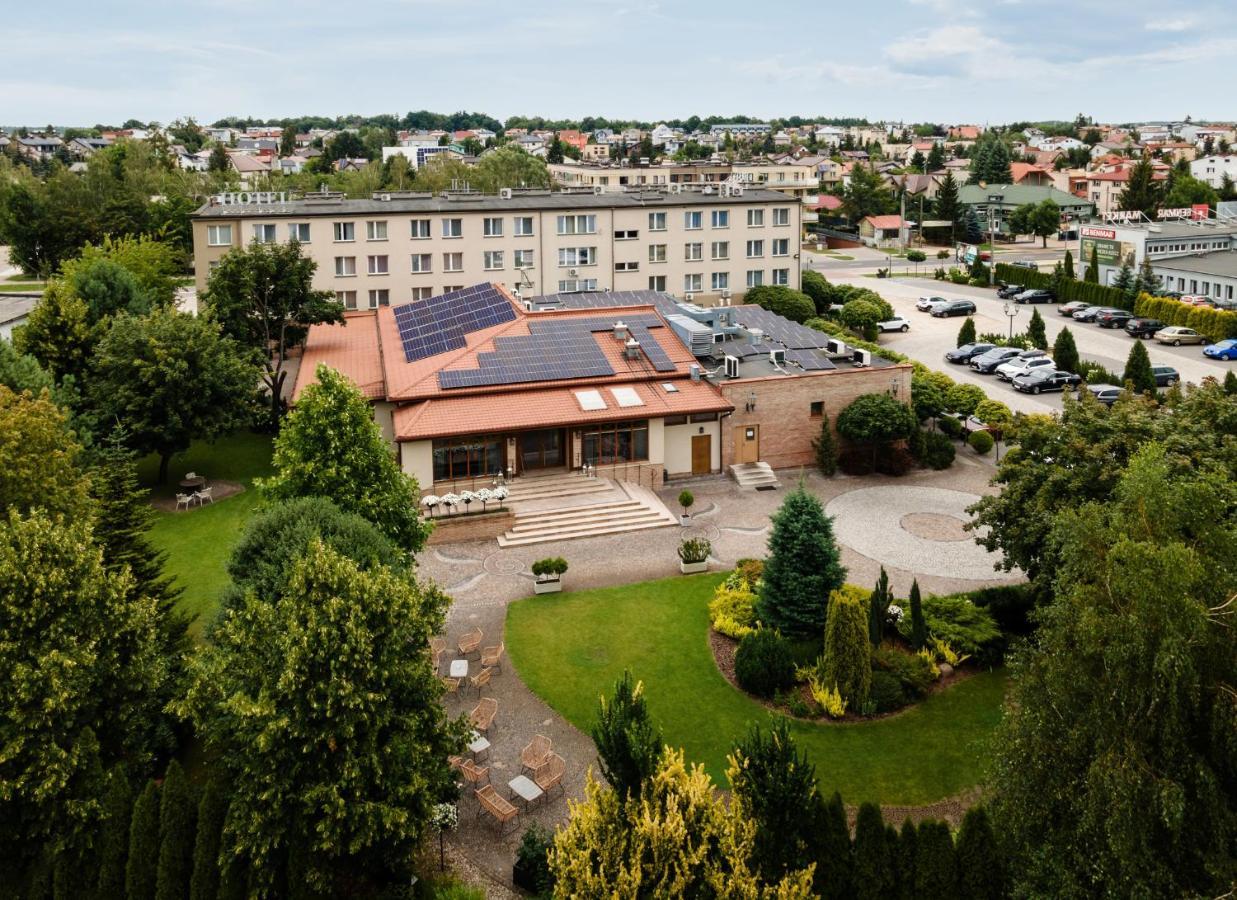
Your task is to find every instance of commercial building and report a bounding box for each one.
[1078,214,1237,286]
[1149,252,1237,304]
[956,183,1094,235]
[190,186,803,307]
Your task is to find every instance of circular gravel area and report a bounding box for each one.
[826,486,1007,581]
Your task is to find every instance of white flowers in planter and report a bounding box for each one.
[439,493,461,515]
[491,485,508,507]
[421,495,440,517]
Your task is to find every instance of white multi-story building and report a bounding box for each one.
[1190,155,1237,189]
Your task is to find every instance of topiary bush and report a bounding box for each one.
[872,645,937,698]
[709,580,758,639]
[869,670,908,713]
[913,430,956,469]
[735,629,797,698]
[937,414,963,439]
[968,430,994,454]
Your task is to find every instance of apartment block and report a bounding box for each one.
[547,160,819,199]
[190,187,803,307]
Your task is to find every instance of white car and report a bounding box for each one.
[916,295,948,312]
[995,355,1055,382]
[878,316,910,333]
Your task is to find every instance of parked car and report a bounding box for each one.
[1095,308,1134,328]
[1072,305,1106,322]
[1059,301,1090,317]
[1203,338,1237,360]
[878,316,910,333]
[931,299,977,318]
[917,295,948,311]
[1154,326,1206,346]
[1125,317,1165,339]
[970,347,1023,373]
[945,342,996,364]
[1014,289,1054,304]
[1085,384,1123,406]
[996,355,1056,382]
[996,284,1024,299]
[1151,365,1180,387]
[1012,368,1081,394]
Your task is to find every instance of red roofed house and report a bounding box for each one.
[556,130,588,151]
[1009,162,1055,187]
[859,215,904,245]
[1085,167,1169,214]
[949,125,981,141]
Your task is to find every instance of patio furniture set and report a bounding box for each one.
[174,473,214,511]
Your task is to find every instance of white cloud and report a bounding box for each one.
[1145,17,1197,32]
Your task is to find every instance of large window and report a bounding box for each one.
[483,217,504,237]
[649,212,667,231]
[253,223,276,244]
[366,220,388,241]
[483,250,504,270]
[288,223,311,242]
[514,216,535,236]
[333,222,355,242]
[556,214,596,235]
[558,247,595,267]
[711,210,729,228]
[684,211,703,230]
[582,420,649,465]
[442,218,462,238]
[432,434,504,483]
[410,219,431,239]
[207,224,232,246]
[367,255,388,275]
[514,249,535,269]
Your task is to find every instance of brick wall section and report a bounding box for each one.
[718,364,913,470]
[425,508,515,545]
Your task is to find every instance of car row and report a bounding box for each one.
[1057,303,1223,350]
[948,341,1182,395]
[916,296,977,317]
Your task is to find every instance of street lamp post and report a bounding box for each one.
[1002,301,1020,339]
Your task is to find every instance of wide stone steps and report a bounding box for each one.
[504,474,614,504]
[497,483,677,547]
[729,461,780,490]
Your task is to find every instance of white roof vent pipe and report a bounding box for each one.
[613,321,628,340]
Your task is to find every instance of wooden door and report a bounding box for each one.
[734,425,759,464]
[691,435,711,475]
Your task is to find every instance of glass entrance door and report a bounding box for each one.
[519,428,563,471]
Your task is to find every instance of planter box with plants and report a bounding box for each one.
[531,557,568,594]
[678,489,695,526]
[678,538,711,574]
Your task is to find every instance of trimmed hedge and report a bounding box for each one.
[993,263,1131,309]
[1134,294,1237,342]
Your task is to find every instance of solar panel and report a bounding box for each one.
[784,348,836,371]
[531,290,680,318]
[732,306,832,350]
[392,284,517,362]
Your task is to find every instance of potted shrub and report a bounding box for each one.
[678,538,711,574]
[678,489,695,526]
[532,557,568,594]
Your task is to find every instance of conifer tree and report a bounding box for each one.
[956,807,1005,900]
[126,780,161,900]
[756,485,846,637]
[156,760,196,900]
[956,316,977,347]
[894,819,918,900]
[909,580,927,650]
[1112,258,1134,298]
[592,670,662,802]
[1122,340,1156,395]
[97,773,134,898]
[936,172,961,240]
[823,589,871,709]
[1052,326,1081,375]
[1085,244,1099,283]
[814,792,853,900]
[914,820,959,896]
[1026,307,1048,350]
[868,567,890,647]
[1063,248,1075,279]
[1117,155,1161,216]
[1224,370,1237,395]
[1137,255,1161,295]
[812,417,838,477]
[851,802,892,900]
[189,779,227,900]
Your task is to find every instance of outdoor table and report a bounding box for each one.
[449,659,469,679]
[178,476,206,490]
[507,774,544,809]
[469,732,491,760]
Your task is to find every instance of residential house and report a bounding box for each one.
[859,215,903,246]
[1191,154,1237,189]
[956,183,1094,233]
[67,136,112,158]
[17,135,62,160]
[1009,162,1055,187]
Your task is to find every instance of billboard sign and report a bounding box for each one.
[1080,227,1131,268]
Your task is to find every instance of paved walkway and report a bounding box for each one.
[429,454,1020,889]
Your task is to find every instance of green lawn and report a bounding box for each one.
[141,432,274,635]
[507,574,1007,806]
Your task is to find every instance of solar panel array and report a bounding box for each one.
[731,306,833,350]
[533,290,680,318]
[392,284,517,363]
[437,313,678,390]
[783,348,836,371]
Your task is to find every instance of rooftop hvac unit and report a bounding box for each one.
[826,338,846,355]
[499,187,513,199]
[613,321,628,340]
[853,349,872,367]
[684,291,695,303]
[769,348,786,366]
[690,363,702,382]
[724,355,739,378]
[625,338,642,359]
[748,327,764,344]
[593,185,604,194]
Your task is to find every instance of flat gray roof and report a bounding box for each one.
[1142,221,1237,240]
[1151,250,1237,278]
[192,188,791,219]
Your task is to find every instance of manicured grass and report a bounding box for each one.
[141,432,274,635]
[0,281,44,292]
[507,574,1007,806]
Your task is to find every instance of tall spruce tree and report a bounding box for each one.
[189,779,227,900]
[851,803,892,900]
[956,316,977,347]
[914,820,959,896]
[592,670,662,802]
[909,580,927,650]
[1116,155,1160,216]
[868,567,891,647]
[1026,308,1048,350]
[126,780,161,900]
[1063,248,1076,279]
[1137,254,1161,295]
[1122,340,1156,395]
[1085,244,1099,283]
[1052,326,1081,375]
[956,807,1005,900]
[96,773,134,898]
[963,206,984,244]
[894,820,918,900]
[815,792,853,900]
[935,172,962,240]
[756,485,846,637]
[155,760,195,900]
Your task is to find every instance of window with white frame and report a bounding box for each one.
[684,242,702,261]
[648,275,666,291]
[335,290,357,310]
[746,240,764,257]
[615,229,639,240]
[252,223,276,243]
[711,272,729,291]
[772,268,789,285]
[558,247,596,267]
[288,223,310,242]
[443,285,465,293]
[746,270,764,287]
[442,218,462,238]
[711,241,729,260]
[772,207,790,226]
[366,220,388,241]
[483,250,504,270]
[649,244,667,263]
[483,217,503,237]
[443,252,463,272]
[514,216,534,236]
[684,273,703,292]
[556,214,596,235]
[368,289,389,308]
[684,211,703,230]
[558,278,598,292]
[410,253,432,273]
[410,219,431,239]
[772,238,790,256]
[367,255,388,275]
[747,209,764,227]
[411,286,433,300]
[514,249,534,269]
[711,210,729,228]
[649,212,667,231]
[333,221,355,242]
[616,261,639,272]
[207,224,232,246]
[334,256,356,277]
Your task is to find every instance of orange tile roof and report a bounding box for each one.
[1010,162,1051,183]
[863,215,903,230]
[293,313,385,401]
[392,378,731,441]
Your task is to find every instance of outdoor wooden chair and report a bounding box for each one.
[480,641,505,673]
[459,758,490,788]
[447,754,465,772]
[532,753,566,799]
[195,486,214,505]
[458,628,483,656]
[475,785,519,835]
[520,735,553,774]
[175,493,194,511]
[469,666,493,697]
[429,636,447,657]
[469,697,497,734]
[441,675,462,695]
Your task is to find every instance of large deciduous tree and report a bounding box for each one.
[836,392,917,469]
[756,485,846,637]
[12,280,95,383]
[89,309,256,483]
[0,385,92,520]
[176,542,464,895]
[260,364,429,553]
[203,240,342,425]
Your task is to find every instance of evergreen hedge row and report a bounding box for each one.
[993,263,1131,309]
[1134,294,1237,341]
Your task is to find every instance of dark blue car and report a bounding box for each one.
[1203,338,1237,361]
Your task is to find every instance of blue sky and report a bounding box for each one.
[5,0,1234,127]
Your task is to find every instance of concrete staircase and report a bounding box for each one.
[729,461,780,490]
[497,478,677,547]
[502,471,614,505]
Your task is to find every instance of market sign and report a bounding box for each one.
[1102,210,1145,224]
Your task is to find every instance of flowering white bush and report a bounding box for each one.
[460,490,476,508]
[491,486,509,505]
[440,493,461,514]
[420,495,440,517]
[887,604,904,623]
[430,801,458,831]
[474,488,494,510]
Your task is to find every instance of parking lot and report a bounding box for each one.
[837,275,1234,416]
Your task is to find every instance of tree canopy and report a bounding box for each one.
[756,485,846,637]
